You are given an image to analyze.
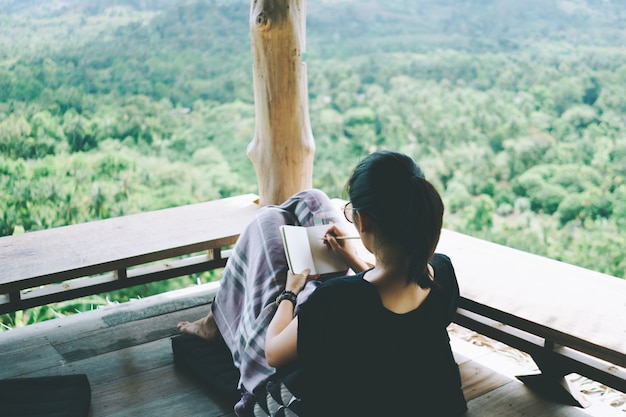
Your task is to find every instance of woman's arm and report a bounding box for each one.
[265,269,310,368]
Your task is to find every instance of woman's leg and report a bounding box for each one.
[214,189,342,393]
[178,189,342,392]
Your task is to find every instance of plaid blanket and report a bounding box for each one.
[211,189,346,408]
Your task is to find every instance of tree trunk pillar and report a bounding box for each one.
[247,0,315,206]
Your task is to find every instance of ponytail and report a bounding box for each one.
[347,151,444,288]
[403,176,444,288]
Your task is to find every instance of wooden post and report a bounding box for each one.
[247,0,315,206]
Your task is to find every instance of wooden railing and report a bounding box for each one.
[1,194,625,406]
[0,194,260,314]
[438,229,626,404]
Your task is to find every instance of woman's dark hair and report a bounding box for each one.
[346,150,444,288]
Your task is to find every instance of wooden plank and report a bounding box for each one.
[0,253,228,315]
[89,363,236,417]
[0,312,111,353]
[0,342,63,380]
[459,300,626,368]
[465,379,623,417]
[0,193,259,291]
[54,303,210,362]
[438,229,626,361]
[0,282,219,352]
[23,338,176,384]
[459,356,513,401]
[456,307,626,393]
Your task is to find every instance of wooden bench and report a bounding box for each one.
[437,229,626,406]
[0,193,260,314]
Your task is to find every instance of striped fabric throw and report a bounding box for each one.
[210,189,345,414]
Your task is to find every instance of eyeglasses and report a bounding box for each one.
[343,202,354,223]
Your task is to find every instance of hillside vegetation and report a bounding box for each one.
[1,0,626,326]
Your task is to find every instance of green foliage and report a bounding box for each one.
[557,189,613,226]
[444,181,472,214]
[2,0,626,328]
[463,195,496,231]
[547,222,626,278]
[531,183,568,215]
[503,135,555,179]
[0,114,57,159]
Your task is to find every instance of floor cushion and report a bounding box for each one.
[0,373,91,417]
[171,334,240,402]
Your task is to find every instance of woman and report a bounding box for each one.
[264,150,466,416]
[179,151,467,416]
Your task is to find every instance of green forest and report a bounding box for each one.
[1,0,626,328]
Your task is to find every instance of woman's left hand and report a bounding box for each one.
[285,268,318,293]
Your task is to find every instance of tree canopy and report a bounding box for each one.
[2,0,626,327]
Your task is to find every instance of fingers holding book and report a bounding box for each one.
[286,268,316,294]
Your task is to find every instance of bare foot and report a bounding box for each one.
[177,312,220,341]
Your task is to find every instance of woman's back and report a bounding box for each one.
[296,254,467,416]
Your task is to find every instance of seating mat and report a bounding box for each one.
[0,373,91,417]
[171,334,240,402]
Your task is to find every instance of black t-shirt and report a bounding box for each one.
[296,253,468,417]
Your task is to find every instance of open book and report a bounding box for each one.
[280,224,349,275]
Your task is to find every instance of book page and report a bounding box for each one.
[280,225,316,274]
[305,224,348,275]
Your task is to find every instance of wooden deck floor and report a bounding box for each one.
[0,284,622,417]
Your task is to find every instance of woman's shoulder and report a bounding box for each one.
[430,253,459,289]
[305,273,370,304]
[430,253,455,277]
[431,252,452,267]
[298,273,374,321]
[316,273,369,295]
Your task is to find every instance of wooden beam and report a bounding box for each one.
[247,0,315,206]
[455,307,626,395]
[0,252,232,315]
[437,229,626,370]
[0,194,259,293]
[458,298,626,368]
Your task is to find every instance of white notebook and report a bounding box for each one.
[279,224,348,275]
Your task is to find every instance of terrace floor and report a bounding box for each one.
[1,283,623,417]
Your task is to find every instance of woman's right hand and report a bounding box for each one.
[323,224,354,259]
[322,224,370,273]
